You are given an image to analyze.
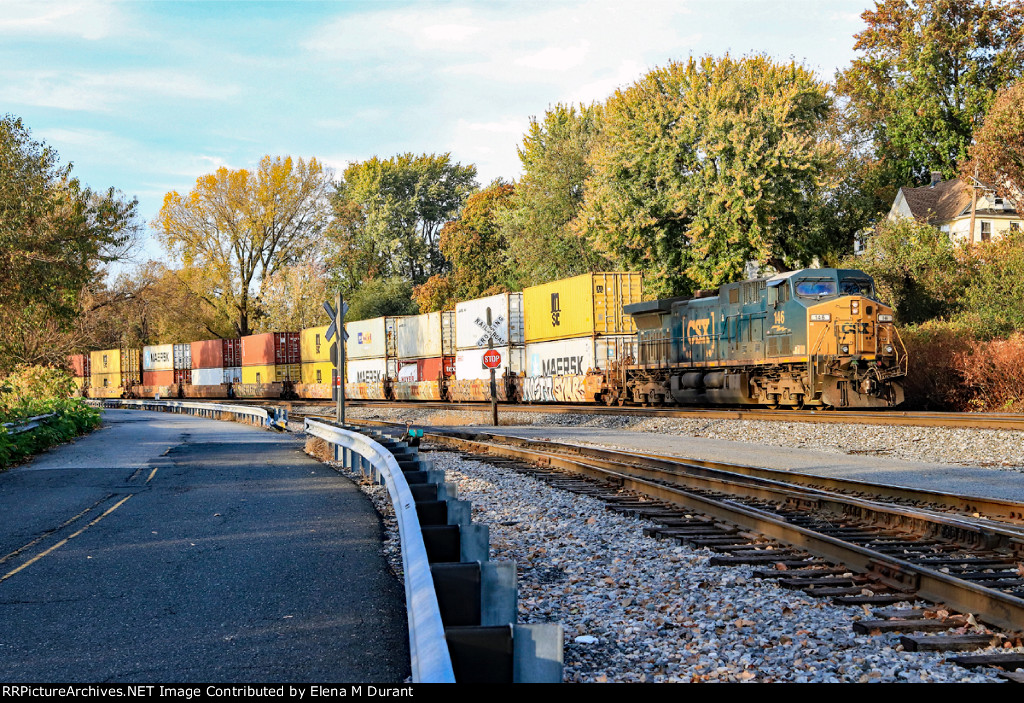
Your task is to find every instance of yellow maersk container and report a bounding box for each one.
[523,272,643,343]
[300,325,332,363]
[301,361,334,386]
[241,364,301,385]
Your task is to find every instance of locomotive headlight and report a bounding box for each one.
[885,345,894,354]
[878,314,893,322]
[841,345,850,354]
[811,313,831,322]
[852,301,859,309]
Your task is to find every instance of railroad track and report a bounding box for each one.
[278,398,1024,432]
[349,420,1024,679]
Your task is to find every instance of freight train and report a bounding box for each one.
[69,267,907,409]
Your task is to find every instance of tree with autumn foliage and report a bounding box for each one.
[153,156,333,336]
[574,54,838,297]
[837,0,1024,186]
[414,181,515,312]
[964,80,1024,200]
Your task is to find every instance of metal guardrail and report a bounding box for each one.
[1,413,58,435]
[304,418,456,683]
[86,399,285,429]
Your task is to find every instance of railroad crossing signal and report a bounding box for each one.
[473,314,506,347]
[323,300,349,343]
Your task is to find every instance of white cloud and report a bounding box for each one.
[513,43,590,72]
[0,0,130,40]
[0,69,240,113]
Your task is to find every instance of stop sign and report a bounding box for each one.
[482,349,502,368]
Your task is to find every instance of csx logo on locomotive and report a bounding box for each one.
[840,322,870,335]
[685,318,714,347]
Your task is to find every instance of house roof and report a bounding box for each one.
[898,177,973,224]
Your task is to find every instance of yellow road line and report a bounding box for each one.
[0,495,133,584]
[146,468,158,483]
[0,496,110,565]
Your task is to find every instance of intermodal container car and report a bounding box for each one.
[241,332,300,367]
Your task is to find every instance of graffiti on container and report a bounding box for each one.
[522,375,586,403]
[345,382,387,400]
[448,379,509,402]
[394,382,442,401]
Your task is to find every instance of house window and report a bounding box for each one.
[1011,222,1020,233]
[981,221,992,242]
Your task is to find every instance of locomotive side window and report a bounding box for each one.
[840,278,874,297]
[795,280,836,298]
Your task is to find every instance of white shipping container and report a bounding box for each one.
[173,343,192,370]
[347,357,395,384]
[223,367,242,384]
[192,367,223,386]
[454,346,525,380]
[345,317,397,360]
[345,357,397,384]
[395,311,455,359]
[525,335,636,377]
[143,344,174,371]
[455,292,524,350]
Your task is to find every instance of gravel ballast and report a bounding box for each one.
[305,426,1019,683]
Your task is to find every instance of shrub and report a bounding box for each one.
[898,320,977,410]
[955,332,1024,412]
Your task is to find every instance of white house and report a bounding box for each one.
[887,172,1022,243]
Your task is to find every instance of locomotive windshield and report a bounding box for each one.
[795,279,836,298]
[840,278,875,298]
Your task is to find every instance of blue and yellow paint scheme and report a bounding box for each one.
[618,269,906,408]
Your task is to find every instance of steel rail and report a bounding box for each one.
[431,430,1024,527]
[426,433,1024,633]
[304,419,456,683]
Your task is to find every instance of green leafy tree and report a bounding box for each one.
[964,80,1024,199]
[837,0,1024,185]
[575,55,837,296]
[499,104,608,286]
[345,277,418,322]
[846,217,969,324]
[327,153,477,291]
[956,230,1024,337]
[154,155,333,336]
[0,115,139,371]
[414,181,516,312]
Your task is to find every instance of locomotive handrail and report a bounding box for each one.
[303,419,456,684]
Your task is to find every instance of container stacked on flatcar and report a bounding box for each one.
[237,332,299,398]
[344,316,403,400]
[394,311,455,400]
[173,343,192,387]
[89,348,141,398]
[186,338,240,398]
[450,292,524,401]
[140,344,176,398]
[69,354,90,396]
[521,272,641,403]
[297,325,335,399]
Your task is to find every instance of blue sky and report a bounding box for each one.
[2,0,874,264]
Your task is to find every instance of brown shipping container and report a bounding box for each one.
[120,348,142,385]
[241,332,300,366]
[174,369,192,385]
[192,339,243,369]
[69,354,90,378]
[143,370,175,387]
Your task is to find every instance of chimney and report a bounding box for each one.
[930,171,942,187]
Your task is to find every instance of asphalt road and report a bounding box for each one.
[0,410,409,683]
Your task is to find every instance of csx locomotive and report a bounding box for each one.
[602,268,906,408]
